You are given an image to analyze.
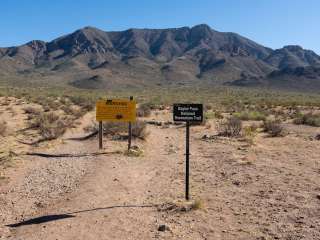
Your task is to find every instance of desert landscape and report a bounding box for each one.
[0,93,320,239]
[1,1,320,239]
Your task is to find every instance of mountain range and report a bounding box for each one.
[1,24,320,91]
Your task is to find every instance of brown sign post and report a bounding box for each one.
[173,104,203,200]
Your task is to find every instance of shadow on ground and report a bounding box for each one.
[6,204,156,228]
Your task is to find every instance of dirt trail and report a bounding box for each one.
[1,123,192,239]
[1,116,320,239]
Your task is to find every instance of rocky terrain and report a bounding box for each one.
[1,24,320,91]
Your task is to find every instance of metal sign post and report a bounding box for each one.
[99,121,103,149]
[185,121,190,200]
[173,103,203,200]
[128,96,133,151]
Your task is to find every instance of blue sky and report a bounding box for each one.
[0,0,319,54]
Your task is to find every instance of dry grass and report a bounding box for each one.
[126,146,144,157]
[262,120,285,137]
[132,121,149,139]
[243,124,258,145]
[29,112,68,140]
[191,199,204,210]
[217,117,242,137]
[86,120,148,140]
[137,103,153,117]
[23,106,41,115]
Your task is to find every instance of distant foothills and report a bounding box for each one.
[0,24,320,91]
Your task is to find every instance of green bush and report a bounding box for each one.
[234,111,266,121]
[293,113,320,127]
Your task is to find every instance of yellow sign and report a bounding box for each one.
[96,99,136,122]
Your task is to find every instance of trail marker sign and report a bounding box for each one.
[96,98,136,150]
[173,103,203,201]
[173,104,203,122]
[96,99,136,122]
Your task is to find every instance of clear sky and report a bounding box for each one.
[0,0,319,54]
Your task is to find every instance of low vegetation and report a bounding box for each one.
[137,103,153,117]
[132,121,148,139]
[86,120,148,140]
[217,116,242,137]
[205,111,223,120]
[234,111,266,121]
[243,124,258,145]
[29,112,70,140]
[293,112,320,127]
[23,106,41,115]
[262,120,284,137]
[191,199,204,210]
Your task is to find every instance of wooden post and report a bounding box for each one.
[128,96,133,151]
[185,121,190,200]
[99,121,103,149]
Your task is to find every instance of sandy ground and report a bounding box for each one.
[0,109,320,239]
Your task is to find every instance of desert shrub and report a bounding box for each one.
[205,112,215,120]
[39,119,67,140]
[80,102,94,112]
[243,124,258,145]
[126,146,144,157]
[137,103,153,117]
[234,111,266,121]
[214,111,224,119]
[132,120,148,139]
[47,100,61,111]
[293,113,320,127]
[29,112,67,140]
[87,120,148,139]
[205,111,224,120]
[60,104,73,115]
[262,120,284,137]
[23,106,41,115]
[69,96,94,111]
[191,199,204,210]
[102,122,128,135]
[60,105,85,118]
[0,120,7,136]
[217,116,242,137]
[204,105,213,111]
[71,108,86,118]
[42,105,51,112]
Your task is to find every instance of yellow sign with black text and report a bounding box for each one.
[96,99,136,122]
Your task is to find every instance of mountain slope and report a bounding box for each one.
[0,24,319,91]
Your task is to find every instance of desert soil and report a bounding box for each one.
[1,109,320,240]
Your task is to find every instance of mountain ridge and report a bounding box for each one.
[1,24,319,91]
